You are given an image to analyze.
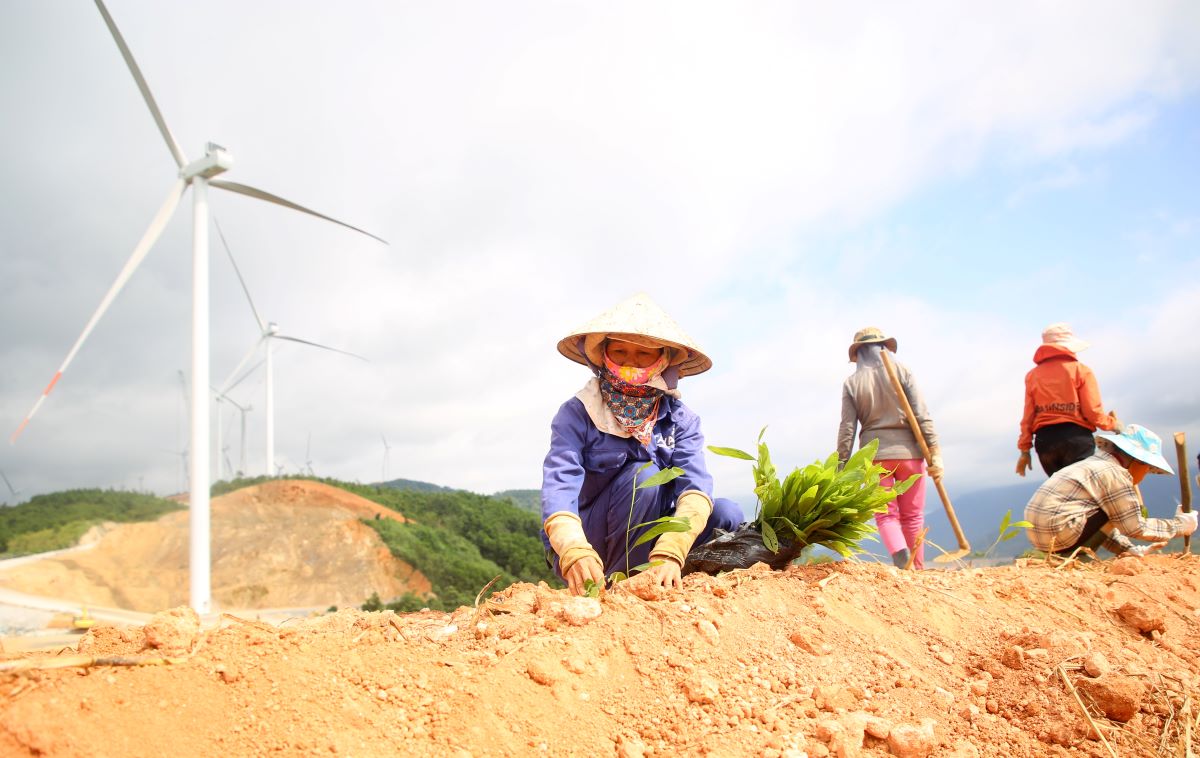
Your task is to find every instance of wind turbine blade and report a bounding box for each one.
[93,0,188,169]
[213,216,266,333]
[274,335,367,362]
[10,179,187,443]
[0,471,16,497]
[221,360,266,396]
[209,180,387,244]
[218,337,267,393]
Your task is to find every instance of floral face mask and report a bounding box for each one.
[603,350,669,386]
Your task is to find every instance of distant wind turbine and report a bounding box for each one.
[304,432,315,477]
[9,0,386,613]
[215,219,368,478]
[381,434,392,484]
[215,393,253,478]
[0,470,20,504]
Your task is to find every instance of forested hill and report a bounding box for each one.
[0,489,183,557]
[491,489,540,512]
[334,481,556,611]
[379,477,541,514]
[2,478,557,612]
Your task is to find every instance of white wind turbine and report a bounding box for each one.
[0,470,20,505]
[381,434,392,484]
[215,221,368,478]
[214,392,253,479]
[10,0,385,613]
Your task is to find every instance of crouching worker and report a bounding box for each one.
[541,293,742,595]
[1024,424,1197,557]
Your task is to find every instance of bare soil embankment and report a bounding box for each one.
[0,480,429,612]
[2,553,1200,757]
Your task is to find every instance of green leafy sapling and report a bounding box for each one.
[709,428,920,558]
[984,509,1032,558]
[607,463,691,584]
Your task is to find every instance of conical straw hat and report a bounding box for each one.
[557,293,712,376]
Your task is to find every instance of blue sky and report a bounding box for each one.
[0,1,1197,509]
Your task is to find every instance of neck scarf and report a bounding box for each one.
[855,343,884,370]
[599,369,663,445]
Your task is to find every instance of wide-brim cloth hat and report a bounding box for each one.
[1041,322,1090,354]
[1095,424,1174,475]
[556,292,712,377]
[848,326,897,362]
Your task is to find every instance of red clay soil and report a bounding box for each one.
[0,480,428,611]
[3,554,1200,757]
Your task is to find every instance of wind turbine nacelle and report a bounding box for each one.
[181,146,234,181]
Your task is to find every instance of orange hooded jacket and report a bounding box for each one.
[1017,344,1118,451]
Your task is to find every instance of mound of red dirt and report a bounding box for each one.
[2,554,1199,756]
[0,480,428,612]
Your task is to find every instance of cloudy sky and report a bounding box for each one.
[1,1,1198,509]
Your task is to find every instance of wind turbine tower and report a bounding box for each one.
[381,434,392,485]
[10,1,385,613]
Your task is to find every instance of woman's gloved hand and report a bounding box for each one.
[649,491,713,567]
[927,448,944,480]
[544,511,605,596]
[1175,506,1198,537]
[1015,451,1032,477]
[1126,543,1167,558]
[639,557,683,590]
[563,555,605,596]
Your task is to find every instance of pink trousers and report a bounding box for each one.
[875,458,928,570]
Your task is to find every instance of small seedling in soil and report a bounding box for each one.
[607,463,691,584]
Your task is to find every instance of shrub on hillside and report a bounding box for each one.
[0,489,182,556]
[366,519,513,610]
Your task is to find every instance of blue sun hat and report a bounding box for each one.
[1095,424,1174,475]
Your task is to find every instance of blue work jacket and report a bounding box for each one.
[540,393,714,526]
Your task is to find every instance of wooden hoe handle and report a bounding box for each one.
[879,350,969,553]
[1175,432,1192,553]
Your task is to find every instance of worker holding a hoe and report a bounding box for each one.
[1024,424,1197,557]
[540,293,742,595]
[837,327,943,570]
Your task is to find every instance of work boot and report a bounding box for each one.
[891,549,909,569]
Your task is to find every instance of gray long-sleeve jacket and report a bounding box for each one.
[837,351,938,463]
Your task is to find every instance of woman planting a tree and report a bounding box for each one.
[837,327,943,570]
[541,293,742,595]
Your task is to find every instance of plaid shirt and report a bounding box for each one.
[1024,449,1179,554]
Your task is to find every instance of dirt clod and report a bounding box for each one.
[141,607,199,654]
[886,718,937,758]
[1116,601,1166,634]
[1075,674,1147,722]
[1082,650,1110,677]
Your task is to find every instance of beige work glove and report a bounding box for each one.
[1015,450,1032,477]
[544,512,604,595]
[648,491,713,568]
[927,447,944,481]
[1175,507,1198,538]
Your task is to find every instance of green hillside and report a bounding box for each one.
[0,489,183,557]
[213,476,556,610]
[337,482,556,611]
[492,489,540,512]
[377,477,459,493]
[5,477,556,611]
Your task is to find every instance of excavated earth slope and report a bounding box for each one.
[0,480,428,611]
[2,554,1200,757]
